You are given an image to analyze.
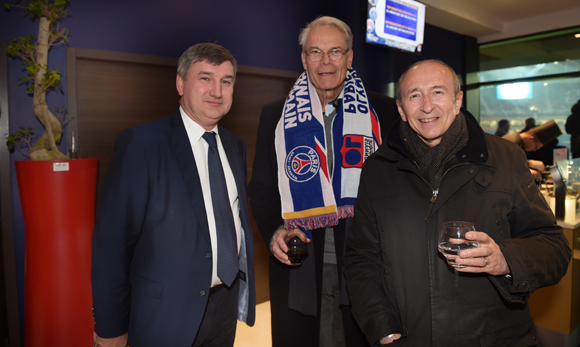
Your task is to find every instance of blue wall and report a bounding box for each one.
[1,0,471,341]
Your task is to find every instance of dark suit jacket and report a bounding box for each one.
[91,110,255,347]
[247,91,398,346]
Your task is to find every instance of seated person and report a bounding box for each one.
[494,119,509,137]
[520,117,536,133]
[502,120,562,180]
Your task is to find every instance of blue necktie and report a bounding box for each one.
[202,131,238,287]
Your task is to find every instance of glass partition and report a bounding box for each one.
[478,76,580,151]
[549,159,580,223]
[474,27,580,159]
[555,159,580,193]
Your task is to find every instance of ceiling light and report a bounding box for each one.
[575,33,580,38]
[544,83,548,86]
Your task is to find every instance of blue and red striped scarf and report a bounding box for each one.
[275,69,381,231]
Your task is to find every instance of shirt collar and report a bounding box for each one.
[179,106,219,144]
[324,89,345,115]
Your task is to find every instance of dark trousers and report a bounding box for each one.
[192,278,239,347]
[269,223,368,347]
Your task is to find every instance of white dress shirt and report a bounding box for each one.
[180,107,242,287]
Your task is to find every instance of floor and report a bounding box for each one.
[234,301,272,347]
[233,309,575,347]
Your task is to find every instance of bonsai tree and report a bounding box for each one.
[5,0,70,160]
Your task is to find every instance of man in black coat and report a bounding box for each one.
[248,16,398,347]
[344,59,570,346]
[566,99,580,158]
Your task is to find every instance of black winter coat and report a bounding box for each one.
[344,110,571,347]
[565,99,580,158]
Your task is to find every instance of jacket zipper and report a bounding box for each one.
[412,162,468,220]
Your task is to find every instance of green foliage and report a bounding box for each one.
[4,0,71,159]
[6,127,35,157]
[5,1,69,93]
[5,0,69,20]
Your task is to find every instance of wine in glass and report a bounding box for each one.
[438,221,479,268]
[286,236,309,265]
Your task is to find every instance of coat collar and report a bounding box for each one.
[379,108,492,167]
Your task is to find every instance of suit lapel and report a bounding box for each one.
[169,111,211,243]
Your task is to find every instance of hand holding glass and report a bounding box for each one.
[285,235,309,265]
[438,221,479,268]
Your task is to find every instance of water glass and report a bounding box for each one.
[438,221,478,268]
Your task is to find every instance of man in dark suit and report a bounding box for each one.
[248,16,398,347]
[91,43,255,347]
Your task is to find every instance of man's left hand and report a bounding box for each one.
[454,231,510,276]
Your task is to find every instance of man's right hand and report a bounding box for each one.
[94,331,128,347]
[270,227,310,265]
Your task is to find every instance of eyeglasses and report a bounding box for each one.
[305,49,349,62]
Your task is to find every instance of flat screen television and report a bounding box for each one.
[366,0,426,53]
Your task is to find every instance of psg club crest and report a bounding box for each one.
[285,146,320,183]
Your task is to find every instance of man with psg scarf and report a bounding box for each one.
[248,16,398,347]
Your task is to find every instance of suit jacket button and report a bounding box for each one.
[206,252,211,258]
[200,290,206,296]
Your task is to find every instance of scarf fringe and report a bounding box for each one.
[284,213,339,231]
[337,205,354,219]
[283,205,353,230]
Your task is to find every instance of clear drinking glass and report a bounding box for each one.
[438,221,479,268]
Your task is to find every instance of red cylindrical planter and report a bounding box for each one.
[15,158,97,347]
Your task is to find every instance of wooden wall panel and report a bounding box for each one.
[221,74,295,181]
[75,58,179,191]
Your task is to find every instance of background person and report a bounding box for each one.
[503,120,562,179]
[248,16,399,347]
[344,59,571,346]
[565,99,580,158]
[521,117,536,133]
[494,119,509,137]
[91,43,255,347]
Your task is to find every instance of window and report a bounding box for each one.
[470,27,580,157]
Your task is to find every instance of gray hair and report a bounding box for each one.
[299,16,353,51]
[396,59,461,101]
[177,43,237,80]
